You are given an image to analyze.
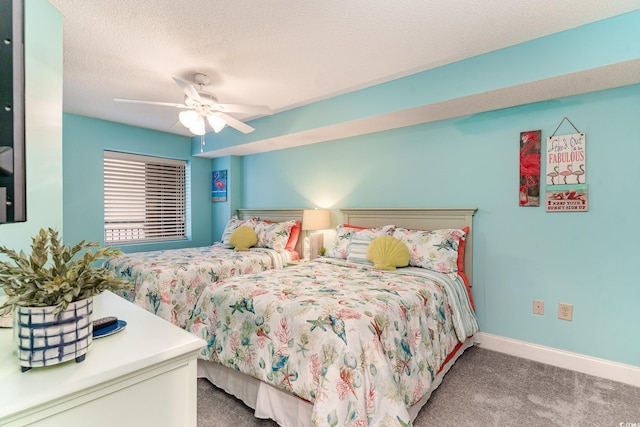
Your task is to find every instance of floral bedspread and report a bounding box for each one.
[186,258,478,426]
[105,243,291,328]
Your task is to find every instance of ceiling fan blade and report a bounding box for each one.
[216,104,273,116]
[172,76,201,101]
[114,98,189,108]
[218,112,255,134]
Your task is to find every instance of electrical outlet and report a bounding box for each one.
[558,303,573,321]
[533,299,544,315]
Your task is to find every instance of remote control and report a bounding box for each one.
[93,316,118,331]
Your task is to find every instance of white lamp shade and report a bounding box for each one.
[190,115,206,135]
[179,110,199,128]
[179,110,206,135]
[302,209,330,231]
[207,113,226,133]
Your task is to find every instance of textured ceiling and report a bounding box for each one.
[48,0,640,138]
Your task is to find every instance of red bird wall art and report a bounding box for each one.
[519,130,541,206]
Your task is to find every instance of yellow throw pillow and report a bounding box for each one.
[366,236,410,270]
[229,226,258,251]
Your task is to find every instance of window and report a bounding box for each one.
[104,151,188,244]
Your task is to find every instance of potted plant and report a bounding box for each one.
[0,228,131,371]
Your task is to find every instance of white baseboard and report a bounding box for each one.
[474,332,640,388]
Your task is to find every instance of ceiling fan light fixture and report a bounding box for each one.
[179,110,199,128]
[189,115,206,135]
[115,74,268,136]
[189,126,206,136]
[207,113,226,133]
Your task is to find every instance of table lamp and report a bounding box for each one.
[302,209,331,260]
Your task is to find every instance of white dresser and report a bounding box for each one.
[0,291,205,426]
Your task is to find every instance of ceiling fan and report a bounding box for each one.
[114,73,273,135]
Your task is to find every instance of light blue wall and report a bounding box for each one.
[235,84,640,368]
[62,114,213,252]
[211,156,242,241]
[1,0,63,251]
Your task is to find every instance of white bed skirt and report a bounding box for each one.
[197,336,475,427]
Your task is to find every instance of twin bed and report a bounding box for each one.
[107,209,304,328]
[107,208,479,427]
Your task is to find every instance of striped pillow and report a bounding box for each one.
[327,224,395,259]
[346,235,374,266]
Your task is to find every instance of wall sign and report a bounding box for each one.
[546,132,586,185]
[545,118,587,212]
[546,184,588,212]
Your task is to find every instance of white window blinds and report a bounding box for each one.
[104,151,187,244]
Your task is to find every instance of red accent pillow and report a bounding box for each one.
[342,223,368,230]
[457,227,469,273]
[456,227,474,310]
[286,220,301,253]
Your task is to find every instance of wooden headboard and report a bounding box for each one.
[341,208,477,284]
[237,208,305,257]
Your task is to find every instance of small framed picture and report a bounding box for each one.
[212,170,227,202]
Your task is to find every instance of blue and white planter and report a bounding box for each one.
[14,298,93,372]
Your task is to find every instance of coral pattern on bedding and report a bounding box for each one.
[187,258,478,426]
[105,243,290,328]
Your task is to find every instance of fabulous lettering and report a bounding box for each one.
[547,150,585,164]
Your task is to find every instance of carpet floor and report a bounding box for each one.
[197,346,640,426]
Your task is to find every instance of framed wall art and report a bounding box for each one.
[519,130,541,207]
[212,170,227,202]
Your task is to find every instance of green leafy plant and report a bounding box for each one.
[0,228,131,315]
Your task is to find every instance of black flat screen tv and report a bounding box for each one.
[0,0,26,223]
